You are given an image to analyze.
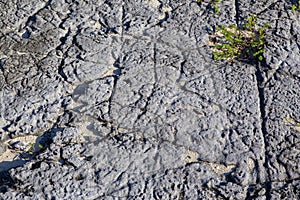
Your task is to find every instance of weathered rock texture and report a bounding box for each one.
[0,0,299,199]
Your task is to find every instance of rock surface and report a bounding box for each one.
[0,0,299,199]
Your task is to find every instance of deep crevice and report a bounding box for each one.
[0,171,17,193]
[234,0,240,26]
[56,27,71,82]
[254,63,272,200]
[57,58,68,82]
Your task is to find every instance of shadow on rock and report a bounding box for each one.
[0,128,63,193]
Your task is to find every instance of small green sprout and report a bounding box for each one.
[211,14,269,62]
[291,0,300,11]
[213,5,220,13]
[196,0,222,13]
[27,143,44,155]
[28,143,34,155]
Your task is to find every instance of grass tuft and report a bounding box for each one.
[292,0,300,11]
[211,14,270,62]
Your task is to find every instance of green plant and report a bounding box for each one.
[211,15,269,62]
[196,0,222,14]
[27,142,44,155]
[292,0,300,11]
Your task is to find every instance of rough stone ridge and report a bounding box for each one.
[0,0,299,199]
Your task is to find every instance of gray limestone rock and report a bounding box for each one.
[0,0,299,199]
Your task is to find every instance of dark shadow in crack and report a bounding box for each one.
[0,170,16,193]
[0,160,27,173]
[0,127,61,193]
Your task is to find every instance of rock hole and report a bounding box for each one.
[22,29,31,39]
[84,156,93,161]
[31,162,41,170]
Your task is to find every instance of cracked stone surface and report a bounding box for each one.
[0,0,299,199]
